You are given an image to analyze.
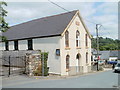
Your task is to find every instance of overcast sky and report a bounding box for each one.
[4,1,118,39]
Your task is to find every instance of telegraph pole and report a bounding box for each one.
[96,24,102,71]
[8,55,11,77]
[42,52,44,76]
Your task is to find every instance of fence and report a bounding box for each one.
[0,50,49,77]
[0,50,41,77]
[2,56,26,77]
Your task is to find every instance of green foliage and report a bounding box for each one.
[41,52,49,76]
[33,52,49,76]
[92,37,120,51]
[0,36,7,41]
[0,1,9,41]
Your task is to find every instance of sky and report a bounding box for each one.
[3,1,118,39]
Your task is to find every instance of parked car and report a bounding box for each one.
[98,60,105,65]
[107,61,118,64]
[113,63,120,73]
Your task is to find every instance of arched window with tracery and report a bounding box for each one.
[76,30,80,47]
[65,31,69,47]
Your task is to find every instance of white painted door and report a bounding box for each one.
[76,59,79,73]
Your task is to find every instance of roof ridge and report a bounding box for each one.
[40,10,78,19]
[10,10,78,28]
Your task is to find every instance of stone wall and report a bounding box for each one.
[1,50,43,76]
[25,54,42,76]
[1,50,41,67]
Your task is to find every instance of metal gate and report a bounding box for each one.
[1,56,26,77]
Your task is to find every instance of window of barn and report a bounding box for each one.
[14,40,18,50]
[5,41,9,51]
[28,39,33,50]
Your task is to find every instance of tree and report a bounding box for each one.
[0,1,9,41]
[92,37,120,51]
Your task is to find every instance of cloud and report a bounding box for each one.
[57,2,97,17]
[83,2,118,39]
[5,0,119,2]
[91,15,117,24]
[96,2,118,14]
[4,2,118,39]
[5,2,67,25]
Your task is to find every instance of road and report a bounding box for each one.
[2,70,118,88]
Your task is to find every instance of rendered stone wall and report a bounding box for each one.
[68,66,84,75]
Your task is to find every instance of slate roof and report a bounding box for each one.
[92,50,119,60]
[100,51,110,59]
[110,51,118,57]
[119,51,120,59]
[3,10,78,41]
[92,51,110,59]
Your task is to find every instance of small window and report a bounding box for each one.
[85,34,88,47]
[76,30,80,47]
[56,49,60,56]
[14,40,18,50]
[5,41,9,51]
[65,31,69,47]
[86,52,88,63]
[28,39,33,50]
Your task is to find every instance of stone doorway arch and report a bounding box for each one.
[76,53,81,73]
[66,55,70,72]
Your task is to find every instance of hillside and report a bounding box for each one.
[92,37,120,51]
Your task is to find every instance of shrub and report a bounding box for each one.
[41,52,49,76]
[32,52,49,76]
[99,66,104,71]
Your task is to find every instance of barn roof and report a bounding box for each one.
[3,10,91,41]
[3,10,77,41]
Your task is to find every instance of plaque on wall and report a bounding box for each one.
[76,21,80,26]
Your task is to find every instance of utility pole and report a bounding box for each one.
[8,55,10,77]
[42,52,44,76]
[96,24,102,71]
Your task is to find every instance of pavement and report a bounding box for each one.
[2,69,118,88]
[1,68,112,80]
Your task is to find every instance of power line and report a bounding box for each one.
[100,25,113,38]
[47,0,98,25]
[48,0,69,12]
[83,18,99,25]
[47,0,115,39]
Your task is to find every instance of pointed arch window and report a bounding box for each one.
[65,31,69,47]
[76,30,80,47]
